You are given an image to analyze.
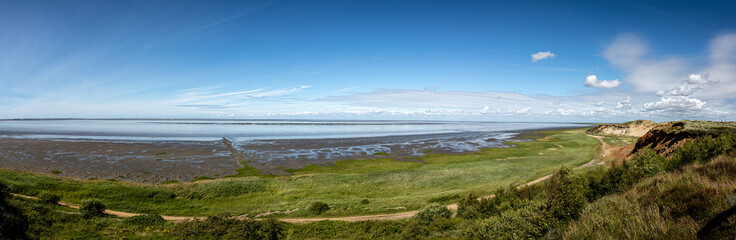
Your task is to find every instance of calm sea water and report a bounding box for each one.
[0,119,587,141]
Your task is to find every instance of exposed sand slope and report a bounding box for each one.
[587,120,656,137]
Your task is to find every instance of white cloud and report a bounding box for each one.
[544,108,575,116]
[641,96,728,117]
[656,85,702,96]
[683,73,718,85]
[616,97,632,109]
[531,51,556,62]
[702,33,736,98]
[602,34,688,92]
[584,75,621,88]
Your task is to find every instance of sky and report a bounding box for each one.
[1,0,736,122]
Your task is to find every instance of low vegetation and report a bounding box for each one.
[1,123,734,239]
[0,129,598,217]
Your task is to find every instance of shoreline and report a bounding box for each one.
[0,125,592,184]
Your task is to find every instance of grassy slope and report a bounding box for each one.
[0,128,598,217]
[564,155,736,239]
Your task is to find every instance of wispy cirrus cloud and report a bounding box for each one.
[173,85,312,109]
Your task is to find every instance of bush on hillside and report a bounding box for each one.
[414,203,451,222]
[175,215,284,239]
[80,199,106,218]
[308,202,330,215]
[123,213,165,226]
[0,182,29,239]
[37,192,60,205]
[457,193,482,219]
[545,167,587,223]
[668,133,736,170]
[464,201,552,240]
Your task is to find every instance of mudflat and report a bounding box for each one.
[0,125,583,183]
[0,138,237,183]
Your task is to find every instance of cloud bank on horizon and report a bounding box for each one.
[0,1,735,122]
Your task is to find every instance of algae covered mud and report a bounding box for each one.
[0,119,587,183]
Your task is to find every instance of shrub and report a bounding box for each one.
[255,218,284,240]
[308,202,330,215]
[414,203,451,222]
[123,213,165,226]
[37,192,60,205]
[80,199,106,218]
[360,199,370,204]
[175,215,284,239]
[464,201,552,240]
[0,182,29,239]
[545,167,587,223]
[457,193,481,219]
[668,133,736,170]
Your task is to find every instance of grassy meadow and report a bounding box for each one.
[0,128,599,218]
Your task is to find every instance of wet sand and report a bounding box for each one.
[0,125,586,183]
[0,138,238,183]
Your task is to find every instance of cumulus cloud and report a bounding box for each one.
[584,75,621,88]
[616,97,632,109]
[656,85,702,96]
[531,51,556,62]
[641,96,728,116]
[683,73,718,85]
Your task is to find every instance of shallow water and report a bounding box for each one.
[0,119,583,141]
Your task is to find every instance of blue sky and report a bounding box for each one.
[1,0,735,121]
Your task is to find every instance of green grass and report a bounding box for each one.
[223,164,262,178]
[565,155,736,239]
[193,176,215,182]
[0,128,599,218]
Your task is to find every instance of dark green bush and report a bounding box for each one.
[80,199,106,218]
[414,203,451,222]
[175,215,283,239]
[464,201,552,240]
[37,192,60,205]
[457,193,482,219]
[545,167,587,223]
[668,133,736,170]
[585,149,665,201]
[360,199,370,204]
[308,202,330,215]
[123,213,165,226]
[0,182,29,239]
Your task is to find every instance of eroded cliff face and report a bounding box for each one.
[630,121,736,156]
[587,120,657,137]
[589,120,736,158]
[631,122,695,156]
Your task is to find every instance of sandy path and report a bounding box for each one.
[9,135,608,223]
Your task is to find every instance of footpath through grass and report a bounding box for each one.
[0,128,599,217]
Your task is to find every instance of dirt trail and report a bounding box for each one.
[9,135,610,223]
